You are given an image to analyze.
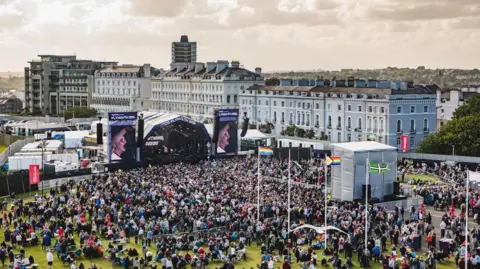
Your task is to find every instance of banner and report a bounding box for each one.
[108,112,137,163]
[401,134,409,152]
[29,164,40,185]
[215,109,239,155]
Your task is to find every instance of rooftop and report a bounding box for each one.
[331,141,397,152]
[99,66,141,73]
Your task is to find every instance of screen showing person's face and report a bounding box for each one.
[112,128,127,156]
[218,124,230,150]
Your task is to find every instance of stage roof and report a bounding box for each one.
[331,141,396,152]
[204,124,269,139]
[142,112,211,140]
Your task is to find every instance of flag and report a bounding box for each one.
[369,162,389,174]
[325,156,341,166]
[29,164,40,185]
[258,146,273,156]
[450,203,455,218]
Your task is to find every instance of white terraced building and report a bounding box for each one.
[150,60,264,122]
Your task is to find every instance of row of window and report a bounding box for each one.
[96,80,137,87]
[396,105,429,113]
[152,83,247,91]
[396,119,429,132]
[93,88,138,96]
[97,73,137,78]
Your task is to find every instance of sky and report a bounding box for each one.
[0,0,479,72]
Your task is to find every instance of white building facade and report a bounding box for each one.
[91,64,154,113]
[240,79,437,150]
[436,87,480,128]
[150,61,263,122]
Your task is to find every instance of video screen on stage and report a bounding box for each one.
[215,109,239,155]
[142,117,209,161]
[108,112,137,163]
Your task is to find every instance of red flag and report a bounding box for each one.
[29,164,40,185]
[421,204,425,214]
[450,203,455,218]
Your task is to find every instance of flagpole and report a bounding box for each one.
[381,153,385,200]
[365,152,370,251]
[257,147,261,223]
[324,155,328,251]
[288,147,291,234]
[466,170,469,269]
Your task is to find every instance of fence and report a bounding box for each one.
[398,152,480,164]
[376,197,424,211]
[0,137,34,165]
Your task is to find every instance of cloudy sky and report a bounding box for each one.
[0,0,479,72]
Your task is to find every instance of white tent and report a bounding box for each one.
[204,124,268,139]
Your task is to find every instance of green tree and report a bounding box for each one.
[452,94,480,119]
[265,77,280,86]
[416,115,480,156]
[64,107,98,119]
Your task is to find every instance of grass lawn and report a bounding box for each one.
[0,145,6,154]
[405,174,440,183]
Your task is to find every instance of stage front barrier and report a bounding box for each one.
[375,196,424,212]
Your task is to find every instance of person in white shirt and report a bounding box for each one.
[440,221,446,238]
[46,250,54,269]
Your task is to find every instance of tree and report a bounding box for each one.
[305,129,315,139]
[265,77,280,86]
[416,115,480,156]
[64,107,98,119]
[452,94,480,119]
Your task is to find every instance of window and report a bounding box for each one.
[424,105,428,113]
[368,118,372,129]
[347,133,351,142]
[316,103,319,109]
[273,111,277,121]
[423,118,428,130]
[396,137,401,145]
[396,120,402,132]
[258,100,261,105]
[281,101,285,107]
[328,116,332,126]
[410,137,415,147]
[266,101,269,106]
[337,104,341,111]
[337,133,341,142]
[410,119,415,131]
[290,113,293,123]
[307,103,311,109]
[347,117,352,128]
[249,100,252,105]
[441,108,444,113]
[234,95,237,103]
[358,118,362,129]
[328,104,331,111]
[397,106,402,113]
[380,118,384,131]
[358,105,362,112]
[281,112,284,121]
[380,107,385,113]
[337,116,341,127]
[316,115,319,125]
[410,106,415,113]
[347,105,351,111]
[368,106,372,113]
[290,102,292,108]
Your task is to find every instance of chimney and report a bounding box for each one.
[180,35,189,42]
[255,67,262,75]
[216,60,229,73]
[195,62,204,73]
[143,64,151,78]
[206,62,216,73]
[231,61,240,68]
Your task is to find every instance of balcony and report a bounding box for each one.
[423,128,430,134]
[346,126,352,131]
[355,128,362,132]
[410,129,416,134]
[315,122,319,128]
[373,128,378,133]
[336,125,342,130]
[396,130,403,135]
[281,119,284,124]
[327,124,332,129]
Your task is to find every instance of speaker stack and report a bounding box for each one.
[137,114,144,147]
[212,110,220,143]
[393,181,400,195]
[97,117,103,145]
[240,112,249,138]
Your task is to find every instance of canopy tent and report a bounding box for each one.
[291,224,348,235]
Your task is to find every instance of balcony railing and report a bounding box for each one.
[423,128,430,134]
[373,128,378,133]
[336,125,342,130]
[410,129,416,134]
[346,126,351,131]
[327,124,332,129]
[397,130,403,134]
[315,122,319,128]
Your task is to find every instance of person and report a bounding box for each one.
[47,249,54,269]
[217,123,231,153]
[111,127,130,161]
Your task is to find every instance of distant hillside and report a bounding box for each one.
[265,67,480,87]
[0,72,23,78]
[0,76,24,92]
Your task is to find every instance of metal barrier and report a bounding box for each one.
[375,197,424,211]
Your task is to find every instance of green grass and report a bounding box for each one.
[0,145,6,154]
[405,174,440,183]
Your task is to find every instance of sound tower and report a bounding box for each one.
[240,112,249,137]
[97,121,103,145]
[137,115,144,147]
[212,110,220,143]
[393,181,400,195]
[362,184,371,200]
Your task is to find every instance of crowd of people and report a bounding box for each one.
[0,156,476,268]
